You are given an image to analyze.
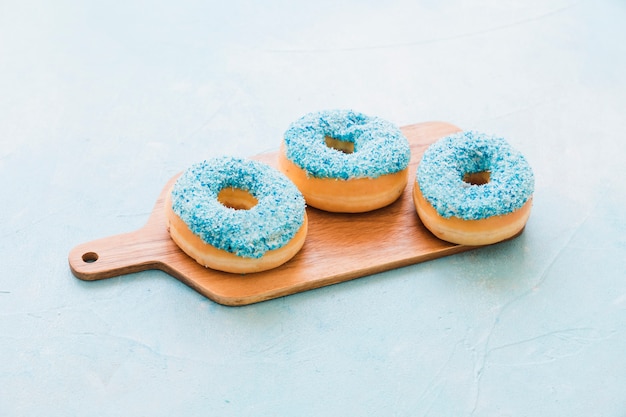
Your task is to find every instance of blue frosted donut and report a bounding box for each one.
[283,109,410,179]
[414,131,534,245]
[168,156,306,270]
[279,109,411,213]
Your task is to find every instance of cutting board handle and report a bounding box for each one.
[68,226,159,280]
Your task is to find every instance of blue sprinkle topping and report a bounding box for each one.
[417,131,535,220]
[284,109,411,179]
[171,156,306,258]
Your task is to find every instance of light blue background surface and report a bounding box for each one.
[1,0,625,415]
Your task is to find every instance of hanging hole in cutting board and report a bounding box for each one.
[82,252,99,263]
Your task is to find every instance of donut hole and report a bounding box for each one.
[218,187,258,210]
[325,136,355,154]
[463,171,491,186]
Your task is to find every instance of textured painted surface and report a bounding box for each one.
[1,0,626,416]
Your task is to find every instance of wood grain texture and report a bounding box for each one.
[69,121,482,306]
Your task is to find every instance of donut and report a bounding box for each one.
[278,109,411,213]
[413,131,534,245]
[165,156,308,274]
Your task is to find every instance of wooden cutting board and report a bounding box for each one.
[69,121,486,306]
